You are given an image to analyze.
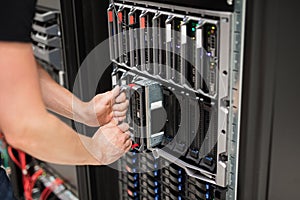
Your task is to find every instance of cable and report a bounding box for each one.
[8,146,66,200]
[8,146,45,200]
[40,178,63,200]
[7,146,21,169]
[40,187,50,200]
[30,169,44,195]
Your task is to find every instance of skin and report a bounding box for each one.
[37,64,129,126]
[0,42,131,165]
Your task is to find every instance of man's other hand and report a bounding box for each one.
[90,119,132,165]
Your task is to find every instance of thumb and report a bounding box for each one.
[100,85,120,104]
[111,85,120,100]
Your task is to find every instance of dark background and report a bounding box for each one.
[36,0,300,199]
[239,0,300,199]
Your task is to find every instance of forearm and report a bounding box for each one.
[0,43,99,165]
[37,64,88,123]
[37,64,124,127]
[8,112,99,165]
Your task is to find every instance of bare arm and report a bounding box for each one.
[37,64,129,127]
[37,64,89,124]
[0,42,130,165]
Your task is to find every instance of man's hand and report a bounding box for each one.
[37,64,129,127]
[89,119,132,165]
[79,86,129,127]
[113,88,129,122]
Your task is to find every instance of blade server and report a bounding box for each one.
[108,0,245,199]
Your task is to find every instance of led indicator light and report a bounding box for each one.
[108,11,113,22]
[127,189,133,196]
[129,15,134,25]
[206,156,213,161]
[118,12,123,24]
[206,184,210,190]
[140,17,145,29]
[178,185,182,191]
[131,143,139,150]
[206,193,209,199]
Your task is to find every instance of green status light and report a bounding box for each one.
[192,27,196,32]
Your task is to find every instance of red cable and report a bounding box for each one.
[17,150,32,200]
[7,146,21,168]
[40,187,49,200]
[8,146,32,199]
[43,188,52,200]
[30,169,44,194]
[8,146,65,200]
[8,146,45,200]
[40,178,63,200]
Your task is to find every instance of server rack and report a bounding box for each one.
[105,0,245,199]
[73,0,300,199]
[42,0,300,199]
[32,0,80,196]
[7,0,300,199]
[238,0,300,199]
[8,0,80,199]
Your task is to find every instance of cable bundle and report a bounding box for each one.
[7,146,63,200]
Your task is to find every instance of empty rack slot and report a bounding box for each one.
[188,99,202,160]
[201,103,217,161]
[162,88,180,143]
